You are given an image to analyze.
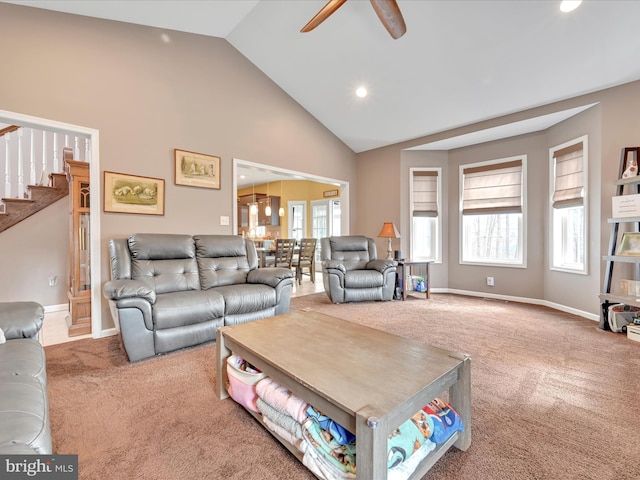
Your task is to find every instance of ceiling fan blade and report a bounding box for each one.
[370,0,407,39]
[301,0,347,33]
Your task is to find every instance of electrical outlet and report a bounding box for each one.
[220,215,230,226]
[48,275,57,287]
[487,276,494,287]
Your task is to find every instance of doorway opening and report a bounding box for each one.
[233,158,349,242]
[0,109,102,338]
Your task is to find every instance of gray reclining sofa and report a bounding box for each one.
[103,233,295,362]
[0,301,52,454]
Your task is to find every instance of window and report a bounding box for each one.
[410,168,441,261]
[460,156,526,266]
[550,137,587,273]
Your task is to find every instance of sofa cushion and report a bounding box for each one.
[130,234,199,294]
[153,290,225,330]
[0,339,46,385]
[328,236,372,270]
[132,258,200,294]
[344,270,384,289]
[195,235,256,288]
[0,375,51,454]
[213,284,277,315]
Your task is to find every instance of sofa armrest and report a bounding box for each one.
[247,267,295,288]
[103,279,156,304]
[366,259,397,274]
[0,301,44,340]
[321,261,347,274]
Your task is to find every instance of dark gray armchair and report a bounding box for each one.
[320,235,397,303]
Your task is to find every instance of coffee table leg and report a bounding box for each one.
[355,409,387,479]
[216,327,231,400]
[449,353,471,451]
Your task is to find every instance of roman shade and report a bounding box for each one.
[412,170,438,217]
[462,160,523,215]
[552,142,584,208]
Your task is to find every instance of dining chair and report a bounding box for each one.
[264,238,296,269]
[294,238,317,284]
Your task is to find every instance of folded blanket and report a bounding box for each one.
[387,438,436,480]
[387,410,434,469]
[306,405,355,446]
[301,436,356,480]
[263,416,304,452]
[255,377,308,423]
[257,397,303,440]
[302,417,357,475]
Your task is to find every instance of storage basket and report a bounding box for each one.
[607,304,640,333]
[226,355,266,413]
[627,324,640,343]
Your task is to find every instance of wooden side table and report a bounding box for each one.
[397,259,431,300]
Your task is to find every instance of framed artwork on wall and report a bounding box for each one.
[103,171,165,215]
[174,148,221,189]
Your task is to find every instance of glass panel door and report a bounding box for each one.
[288,201,306,241]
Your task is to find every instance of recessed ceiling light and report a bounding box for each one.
[355,87,368,98]
[560,0,582,13]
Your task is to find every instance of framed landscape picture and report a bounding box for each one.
[104,171,165,215]
[616,232,640,256]
[174,148,221,189]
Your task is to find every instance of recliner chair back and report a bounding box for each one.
[320,235,376,270]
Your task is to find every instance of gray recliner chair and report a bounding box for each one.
[320,235,397,303]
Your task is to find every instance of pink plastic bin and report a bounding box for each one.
[226,355,266,413]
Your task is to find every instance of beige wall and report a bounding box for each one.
[447,132,547,298]
[0,3,356,329]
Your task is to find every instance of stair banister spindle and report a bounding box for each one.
[29,128,36,186]
[40,131,47,186]
[74,136,80,161]
[52,132,59,174]
[17,128,24,198]
[4,131,11,199]
[85,138,90,163]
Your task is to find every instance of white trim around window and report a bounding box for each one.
[459,155,527,268]
[410,167,441,262]
[549,135,588,275]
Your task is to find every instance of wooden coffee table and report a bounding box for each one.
[216,310,471,479]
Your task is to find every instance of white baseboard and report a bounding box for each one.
[435,288,599,322]
[95,327,119,339]
[43,303,68,314]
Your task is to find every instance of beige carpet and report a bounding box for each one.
[45,293,640,480]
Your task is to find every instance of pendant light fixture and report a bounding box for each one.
[265,180,272,217]
[250,172,258,215]
[279,180,285,217]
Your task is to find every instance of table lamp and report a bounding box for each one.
[378,222,400,260]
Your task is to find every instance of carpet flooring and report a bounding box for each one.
[44,293,640,479]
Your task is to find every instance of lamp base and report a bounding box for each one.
[387,238,393,260]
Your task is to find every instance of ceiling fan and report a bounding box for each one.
[301,0,407,39]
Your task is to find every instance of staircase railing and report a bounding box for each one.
[0,125,91,210]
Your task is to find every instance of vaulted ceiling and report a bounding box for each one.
[5,0,640,153]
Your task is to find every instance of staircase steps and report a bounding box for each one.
[0,172,69,233]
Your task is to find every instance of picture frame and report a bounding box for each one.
[616,232,640,256]
[104,171,165,216]
[174,148,221,189]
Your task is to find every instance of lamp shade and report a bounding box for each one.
[378,222,400,239]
